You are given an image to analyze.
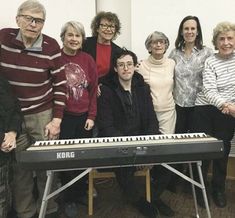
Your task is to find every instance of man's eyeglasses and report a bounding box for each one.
[19,14,45,25]
[117,62,134,69]
[99,23,116,31]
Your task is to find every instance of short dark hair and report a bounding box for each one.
[175,15,203,50]
[90,11,121,39]
[113,48,138,67]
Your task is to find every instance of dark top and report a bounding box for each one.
[97,72,161,137]
[0,76,22,166]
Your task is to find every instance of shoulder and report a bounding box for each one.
[79,50,94,60]
[83,37,97,53]
[169,48,177,55]
[100,84,114,98]
[165,57,176,66]
[132,72,146,88]
[83,37,96,45]
[204,54,217,66]
[41,34,61,55]
[42,34,60,47]
[0,28,18,41]
[200,46,214,56]
[80,51,97,67]
[111,41,122,51]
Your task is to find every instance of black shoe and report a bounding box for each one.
[135,198,158,218]
[154,199,174,217]
[212,191,227,208]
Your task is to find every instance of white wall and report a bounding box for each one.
[1,0,235,59]
[0,0,96,46]
[96,0,132,50]
[131,0,235,59]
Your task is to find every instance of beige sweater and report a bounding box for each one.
[139,56,175,112]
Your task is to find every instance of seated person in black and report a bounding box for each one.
[0,76,22,218]
[97,48,174,218]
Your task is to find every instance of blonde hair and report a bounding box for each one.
[60,21,86,43]
[212,21,235,50]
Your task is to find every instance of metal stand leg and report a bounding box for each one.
[188,163,200,218]
[161,161,211,218]
[197,162,211,218]
[39,171,54,218]
[38,168,92,218]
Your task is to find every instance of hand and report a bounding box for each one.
[221,103,235,117]
[228,104,235,118]
[45,118,61,140]
[1,131,17,152]
[221,102,230,114]
[84,119,94,131]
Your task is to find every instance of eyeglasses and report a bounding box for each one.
[117,62,134,69]
[99,23,116,31]
[151,39,166,45]
[19,14,45,25]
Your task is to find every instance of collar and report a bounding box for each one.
[182,46,199,53]
[16,30,43,52]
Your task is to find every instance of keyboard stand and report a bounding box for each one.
[162,161,211,218]
[39,168,92,218]
[38,161,211,218]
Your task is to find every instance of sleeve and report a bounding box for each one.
[7,98,22,136]
[97,86,122,137]
[203,59,225,108]
[87,57,98,120]
[1,77,22,136]
[50,43,67,119]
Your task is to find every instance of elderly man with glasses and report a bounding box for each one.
[0,0,66,218]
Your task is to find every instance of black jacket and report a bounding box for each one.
[97,72,160,137]
[0,76,22,166]
[83,36,122,83]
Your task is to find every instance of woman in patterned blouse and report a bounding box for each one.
[169,15,213,133]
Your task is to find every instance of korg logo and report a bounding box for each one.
[56,152,75,159]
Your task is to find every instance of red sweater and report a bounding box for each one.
[61,50,98,120]
[0,28,66,118]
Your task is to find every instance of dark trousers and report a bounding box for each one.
[59,113,93,202]
[175,105,195,133]
[114,165,171,204]
[114,167,140,203]
[193,105,235,193]
[169,105,195,187]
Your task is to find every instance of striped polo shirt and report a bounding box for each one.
[196,53,235,108]
[0,28,66,118]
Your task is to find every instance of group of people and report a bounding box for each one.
[0,0,235,218]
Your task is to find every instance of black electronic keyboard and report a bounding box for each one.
[15,133,224,170]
